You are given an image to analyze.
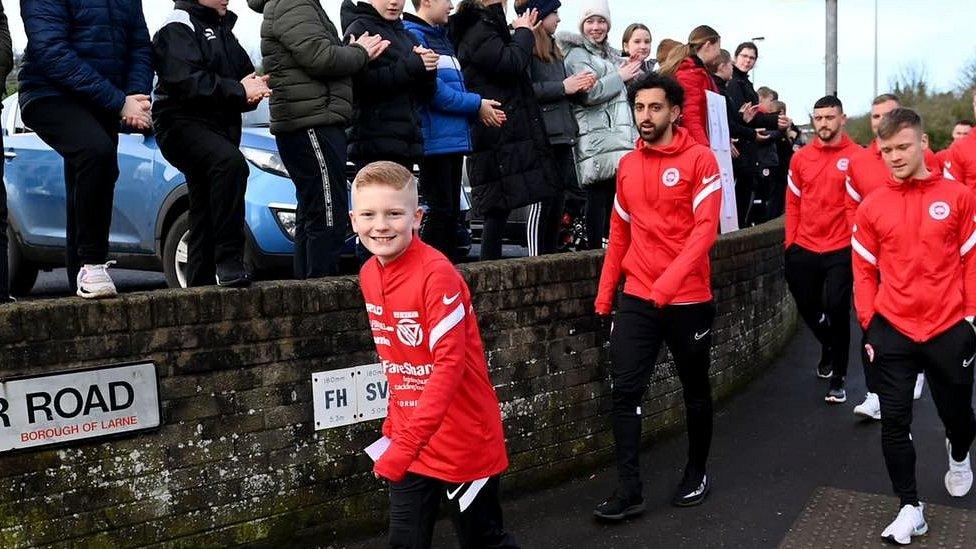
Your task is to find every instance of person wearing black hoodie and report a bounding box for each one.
[341,0,437,171]
[152,0,271,287]
[451,0,559,261]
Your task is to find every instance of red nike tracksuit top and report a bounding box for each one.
[852,173,976,342]
[359,238,508,483]
[595,126,723,313]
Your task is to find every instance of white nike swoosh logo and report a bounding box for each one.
[443,293,461,306]
[694,330,710,341]
[702,174,721,186]
[446,483,466,500]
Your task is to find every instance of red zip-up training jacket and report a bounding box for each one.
[851,173,976,342]
[944,130,976,189]
[845,139,940,227]
[785,133,862,252]
[595,126,722,314]
[360,238,508,483]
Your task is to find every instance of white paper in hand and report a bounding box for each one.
[365,436,391,462]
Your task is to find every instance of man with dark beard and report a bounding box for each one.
[784,95,862,403]
[594,72,722,519]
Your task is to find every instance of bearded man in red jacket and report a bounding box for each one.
[852,108,976,545]
[593,72,722,520]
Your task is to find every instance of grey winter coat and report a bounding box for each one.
[528,41,579,147]
[558,32,636,187]
[248,0,368,135]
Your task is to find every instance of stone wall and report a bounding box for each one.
[0,219,795,547]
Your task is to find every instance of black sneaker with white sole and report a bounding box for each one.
[825,387,847,403]
[216,261,252,288]
[672,471,709,507]
[593,492,645,521]
[817,345,833,379]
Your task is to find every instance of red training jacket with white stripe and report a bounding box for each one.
[944,130,976,190]
[785,133,862,252]
[845,139,940,227]
[595,126,722,314]
[360,237,508,483]
[851,173,976,342]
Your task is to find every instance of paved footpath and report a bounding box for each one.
[351,320,976,548]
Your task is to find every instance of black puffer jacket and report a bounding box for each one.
[151,1,256,131]
[528,37,579,147]
[451,0,557,215]
[340,0,435,162]
[725,66,779,174]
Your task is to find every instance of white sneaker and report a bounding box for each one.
[76,261,118,299]
[913,373,925,400]
[945,439,973,497]
[881,503,927,545]
[853,392,882,420]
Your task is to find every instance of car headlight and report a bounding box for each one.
[270,205,296,240]
[241,146,290,178]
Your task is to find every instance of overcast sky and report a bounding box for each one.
[4,1,974,120]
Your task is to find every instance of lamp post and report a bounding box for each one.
[826,0,838,96]
[873,0,879,98]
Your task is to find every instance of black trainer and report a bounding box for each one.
[593,492,645,521]
[672,471,709,507]
[216,260,251,288]
[817,345,833,379]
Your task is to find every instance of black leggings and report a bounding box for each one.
[585,178,614,250]
[388,473,519,549]
[609,295,716,497]
[867,316,976,506]
[785,245,853,386]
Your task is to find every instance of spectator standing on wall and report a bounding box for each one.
[404,0,505,260]
[518,0,594,256]
[621,23,653,74]
[767,99,801,219]
[342,0,437,173]
[451,0,558,261]
[711,48,760,182]
[248,0,387,278]
[0,0,13,303]
[724,42,789,227]
[659,25,722,148]
[558,0,640,250]
[18,0,154,298]
[152,0,271,288]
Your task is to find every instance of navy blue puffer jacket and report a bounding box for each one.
[18,0,153,114]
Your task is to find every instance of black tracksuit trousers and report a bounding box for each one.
[867,315,976,506]
[21,96,120,291]
[609,295,716,497]
[156,120,248,287]
[418,153,463,260]
[387,473,519,549]
[276,125,349,278]
[785,244,852,387]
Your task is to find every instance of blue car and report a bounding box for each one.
[1,97,322,293]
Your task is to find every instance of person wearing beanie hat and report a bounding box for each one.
[578,0,611,31]
[557,0,641,249]
[514,0,560,21]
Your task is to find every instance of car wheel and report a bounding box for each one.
[162,212,189,289]
[7,228,38,297]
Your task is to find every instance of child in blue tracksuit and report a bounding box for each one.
[404,0,503,259]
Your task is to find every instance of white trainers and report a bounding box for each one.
[76,261,118,299]
[881,503,927,545]
[913,373,925,400]
[945,439,973,497]
[853,392,882,420]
